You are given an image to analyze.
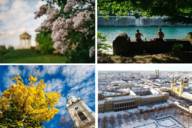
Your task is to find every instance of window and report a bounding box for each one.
[78,111,87,121]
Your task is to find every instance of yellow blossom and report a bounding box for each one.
[46,92,60,107]
[0,97,9,111]
[0,75,60,122]
[29,75,37,83]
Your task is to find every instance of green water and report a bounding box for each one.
[98,26,192,42]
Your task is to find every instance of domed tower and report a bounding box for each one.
[66,96,95,128]
[183,77,189,87]
[19,32,31,49]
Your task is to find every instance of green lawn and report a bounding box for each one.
[0,49,68,63]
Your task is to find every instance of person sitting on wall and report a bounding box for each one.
[127,35,131,42]
[157,28,164,41]
[135,29,143,42]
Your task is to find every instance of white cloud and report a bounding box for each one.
[7,66,21,76]
[42,66,60,75]
[79,86,94,95]
[56,96,67,115]
[0,0,6,5]
[78,86,95,106]
[24,65,41,76]
[45,78,65,93]
[62,65,95,87]
[3,65,61,88]
[19,65,60,77]
[67,79,95,109]
[0,0,45,48]
[70,78,95,92]
[56,96,66,108]
[3,77,14,88]
[61,113,71,122]
[3,66,21,87]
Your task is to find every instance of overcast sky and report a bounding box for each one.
[98,64,192,71]
[0,0,45,48]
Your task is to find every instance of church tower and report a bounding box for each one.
[171,76,176,90]
[66,96,95,128]
[155,69,159,78]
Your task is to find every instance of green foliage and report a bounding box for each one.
[187,32,192,39]
[98,32,107,42]
[0,49,68,63]
[98,33,112,55]
[66,16,95,63]
[0,46,15,62]
[0,104,42,128]
[67,31,95,63]
[98,0,192,23]
[0,46,7,55]
[43,0,67,7]
[36,31,54,54]
[43,0,67,15]
[98,1,134,16]
[98,43,111,50]
[172,43,184,57]
[7,46,14,51]
[98,43,112,56]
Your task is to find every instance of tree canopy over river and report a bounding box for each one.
[98,0,192,23]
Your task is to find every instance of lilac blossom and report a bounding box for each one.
[35,0,94,55]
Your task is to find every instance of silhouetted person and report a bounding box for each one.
[135,29,143,42]
[157,28,164,41]
[127,35,131,42]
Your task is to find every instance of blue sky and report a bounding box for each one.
[0,65,95,128]
[0,0,45,48]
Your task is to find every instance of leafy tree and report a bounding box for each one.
[131,0,192,23]
[36,31,54,54]
[98,0,192,23]
[0,46,7,55]
[0,75,60,128]
[98,32,107,42]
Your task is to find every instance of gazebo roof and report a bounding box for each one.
[20,32,31,40]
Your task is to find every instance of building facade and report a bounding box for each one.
[99,93,168,113]
[67,96,95,128]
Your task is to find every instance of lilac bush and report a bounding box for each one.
[35,0,95,61]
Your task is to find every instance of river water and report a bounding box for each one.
[98,26,192,42]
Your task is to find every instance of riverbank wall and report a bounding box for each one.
[98,16,192,27]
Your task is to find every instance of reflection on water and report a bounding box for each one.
[98,26,192,42]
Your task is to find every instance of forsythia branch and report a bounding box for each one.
[0,75,61,127]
